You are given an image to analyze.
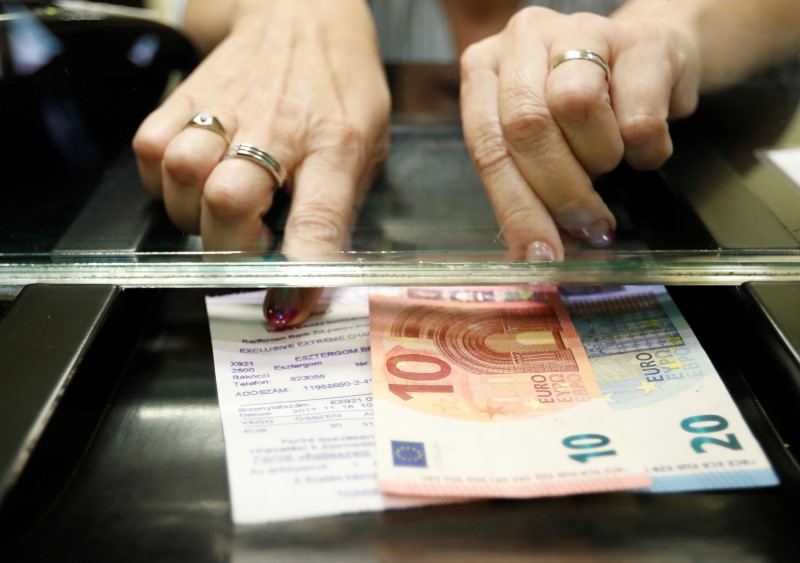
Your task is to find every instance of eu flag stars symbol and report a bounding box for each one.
[391,441,427,467]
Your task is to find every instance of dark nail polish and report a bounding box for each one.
[570,220,615,246]
[265,288,300,329]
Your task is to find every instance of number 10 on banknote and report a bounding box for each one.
[369,286,650,498]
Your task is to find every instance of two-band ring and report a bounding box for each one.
[183,113,287,188]
[185,112,231,144]
[225,143,288,188]
[552,49,610,80]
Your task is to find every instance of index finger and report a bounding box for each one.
[280,135,367,261]
[460,38,563,261]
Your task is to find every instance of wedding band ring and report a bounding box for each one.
[552,49,610,80]
[185,112,230,144]
[225,143,288,188]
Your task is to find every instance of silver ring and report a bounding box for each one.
[551,49,610,80]
[185,112,230,144]
[225,143,288,188]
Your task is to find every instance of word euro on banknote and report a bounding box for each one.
[561,285,778,492]
[369,286,650,498]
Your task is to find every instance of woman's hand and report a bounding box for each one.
[133,0,389,327]
[459,5,701,261]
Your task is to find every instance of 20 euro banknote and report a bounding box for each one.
[561,285,778,492]
[369,286,651,498]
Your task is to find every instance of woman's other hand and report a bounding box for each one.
[459,5,701,261]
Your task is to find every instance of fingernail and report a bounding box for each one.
[570,220,615,246]
[264,288,300,329]
[526,241,556,262]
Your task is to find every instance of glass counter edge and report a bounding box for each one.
[2,251,800,287]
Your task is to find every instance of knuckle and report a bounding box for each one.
[466,124,511,176]
[460,42,486,75]
[619,114,675,167]
[132,126,167,165]
[285,205,346,249]
[311,121,375,167]
[313,118,370,154]
[202,179,254,221]
[547,82,608,123]
[619,113,668,147]
[565,11,607,29]
[500,97,553,147]
[324,121,368,151]
[162,144,210,187]
[507,6,550,32]
[501,205,538,237]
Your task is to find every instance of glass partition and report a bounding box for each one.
[2,3,799,288]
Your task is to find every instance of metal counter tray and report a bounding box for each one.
[1,284,798,562]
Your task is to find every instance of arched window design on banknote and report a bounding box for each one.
[370,286,603,421]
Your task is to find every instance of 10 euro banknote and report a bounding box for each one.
[369,286,651,498]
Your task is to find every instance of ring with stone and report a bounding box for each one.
[185,112,231,144]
